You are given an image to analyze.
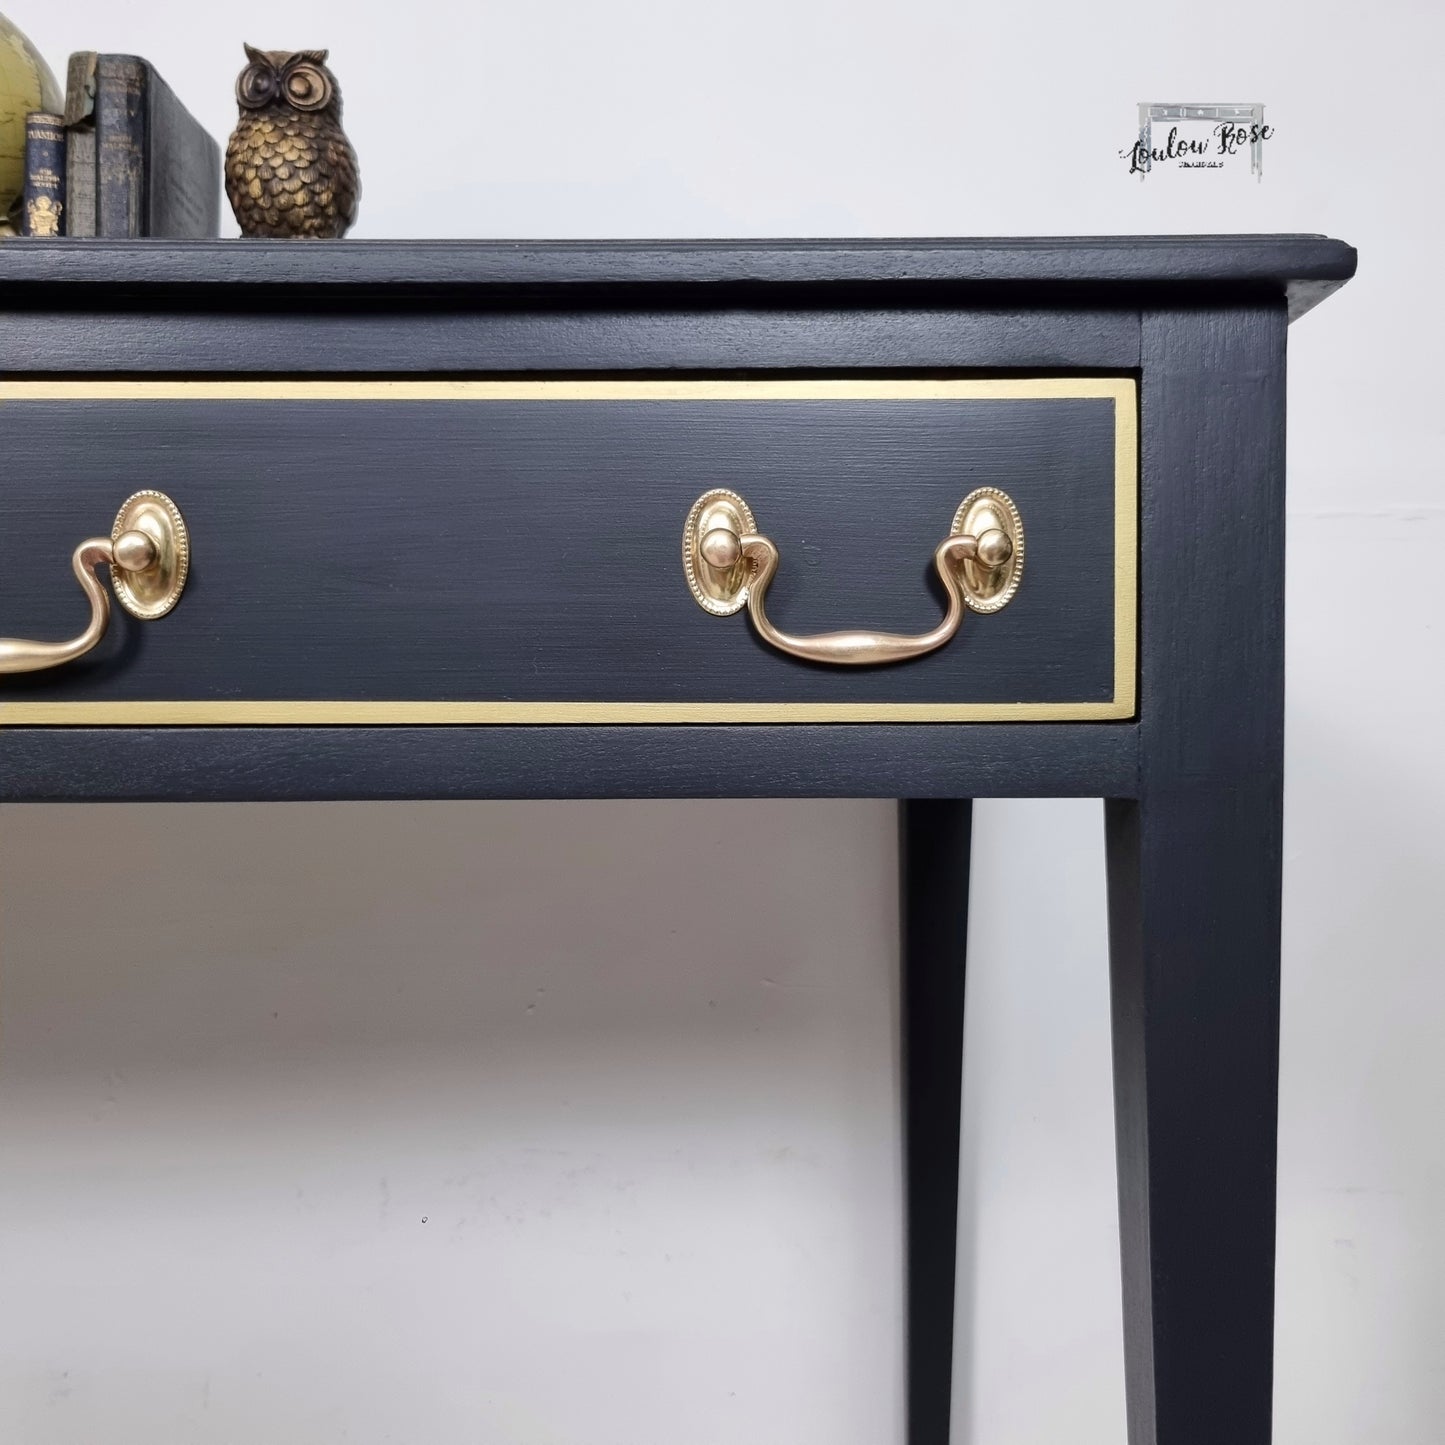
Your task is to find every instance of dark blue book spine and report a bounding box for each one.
[94,54,147,237]
[20,112,66,236]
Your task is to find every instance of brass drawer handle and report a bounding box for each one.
[683,487,1023,666]
[0,491,190,675]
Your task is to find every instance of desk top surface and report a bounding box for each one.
[0,234,1355,319]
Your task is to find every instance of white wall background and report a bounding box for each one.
[1,2,1441,1442]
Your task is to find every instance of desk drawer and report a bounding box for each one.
[0,379,1135,724]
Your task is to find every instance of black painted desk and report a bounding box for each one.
[0,236,1356,1444]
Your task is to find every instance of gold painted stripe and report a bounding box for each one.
[0,378,1137,403]
[0,699,1133,725]
[1113,383,1139,716]
[0,378,1138,726]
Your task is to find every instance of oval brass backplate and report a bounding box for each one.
[683,487,757,615]
[111,490,190,620]
[952,487,1024,613]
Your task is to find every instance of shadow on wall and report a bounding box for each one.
[1272,548,1445,1445]
[951,797,1126,1445]
[0,799,904,1445]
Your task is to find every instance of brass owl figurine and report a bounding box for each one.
[225,45,359,238]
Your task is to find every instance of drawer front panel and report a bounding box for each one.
[0,379,1135,723]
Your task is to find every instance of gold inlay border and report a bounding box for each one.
[0,379,1138,725]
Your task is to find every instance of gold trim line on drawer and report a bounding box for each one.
[0,378,1138,726]
[0,378,1136,403]
[0,700,1132,725]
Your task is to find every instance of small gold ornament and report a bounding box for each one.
[25,191,60,236]
[224,44,359,239]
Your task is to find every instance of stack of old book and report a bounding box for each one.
[22,52,220,237]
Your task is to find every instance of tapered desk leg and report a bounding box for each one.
[1105,787,1282,1444]
[1105,301,1289,1444]
[899,799,972,1445]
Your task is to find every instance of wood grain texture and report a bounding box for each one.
[0,386,1125,717]
[1106,305,1288,1445]
[900,799,972,1445]
[0,236,1356,318]
[0,723,1139,802]
[0,304,1141,375]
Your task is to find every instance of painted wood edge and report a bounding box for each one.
[0,235,1359,296]
[0,723,1142,802]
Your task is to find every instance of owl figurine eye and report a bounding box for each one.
[236,61,278,108]
[282,63,332,111]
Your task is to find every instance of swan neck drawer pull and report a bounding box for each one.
[0,490,190,676]
[683,487,1024,667]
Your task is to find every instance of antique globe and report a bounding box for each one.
[0,13,63,233]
